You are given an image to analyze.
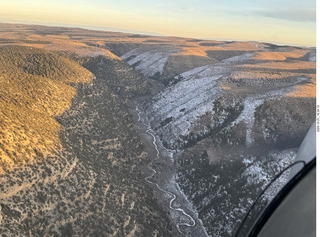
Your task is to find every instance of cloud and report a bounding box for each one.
[252,9,315,22]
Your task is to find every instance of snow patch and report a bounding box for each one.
[121,48,178,77]
[309,51,316,62]
[222,53,253,63]
[146,64,227,147]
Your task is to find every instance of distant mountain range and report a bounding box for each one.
[0,23,315,237]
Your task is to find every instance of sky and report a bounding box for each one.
[0,0,316,46]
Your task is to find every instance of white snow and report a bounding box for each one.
[230,76,309,148]
[222,53,253,63]
[309,51,316,62]
[242,149,297,200]
[232,97,265,147]
[121,47,178,77]
[146,64,227,146]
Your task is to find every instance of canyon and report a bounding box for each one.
[0,23,315,237]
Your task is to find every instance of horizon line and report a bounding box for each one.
[0,19,315,48]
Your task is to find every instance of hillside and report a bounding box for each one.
[136,43,315,236]
[134,42,315,236]
[0,46,93,172]
[0,23,316,237]
[0,44,173,236]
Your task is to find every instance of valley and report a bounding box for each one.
[0,23,316,237]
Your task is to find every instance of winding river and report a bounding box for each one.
[135,105,196,236]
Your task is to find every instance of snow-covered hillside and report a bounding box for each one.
[136,43,315,237]
[121,46,180,78]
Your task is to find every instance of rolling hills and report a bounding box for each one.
[0,23,316,237]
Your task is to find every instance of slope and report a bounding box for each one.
[0,46,93,171]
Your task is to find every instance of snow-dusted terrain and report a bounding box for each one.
[126,42,315,237]
[177,149,298,236]
[146,66,223,148]
[121,46,180,78]
[143,56,254,149]
[0,24,315,237]
[309,51,316,62]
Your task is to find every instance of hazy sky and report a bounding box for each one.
[0,0,316,46]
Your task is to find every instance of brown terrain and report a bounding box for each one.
[0,23,316,237]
